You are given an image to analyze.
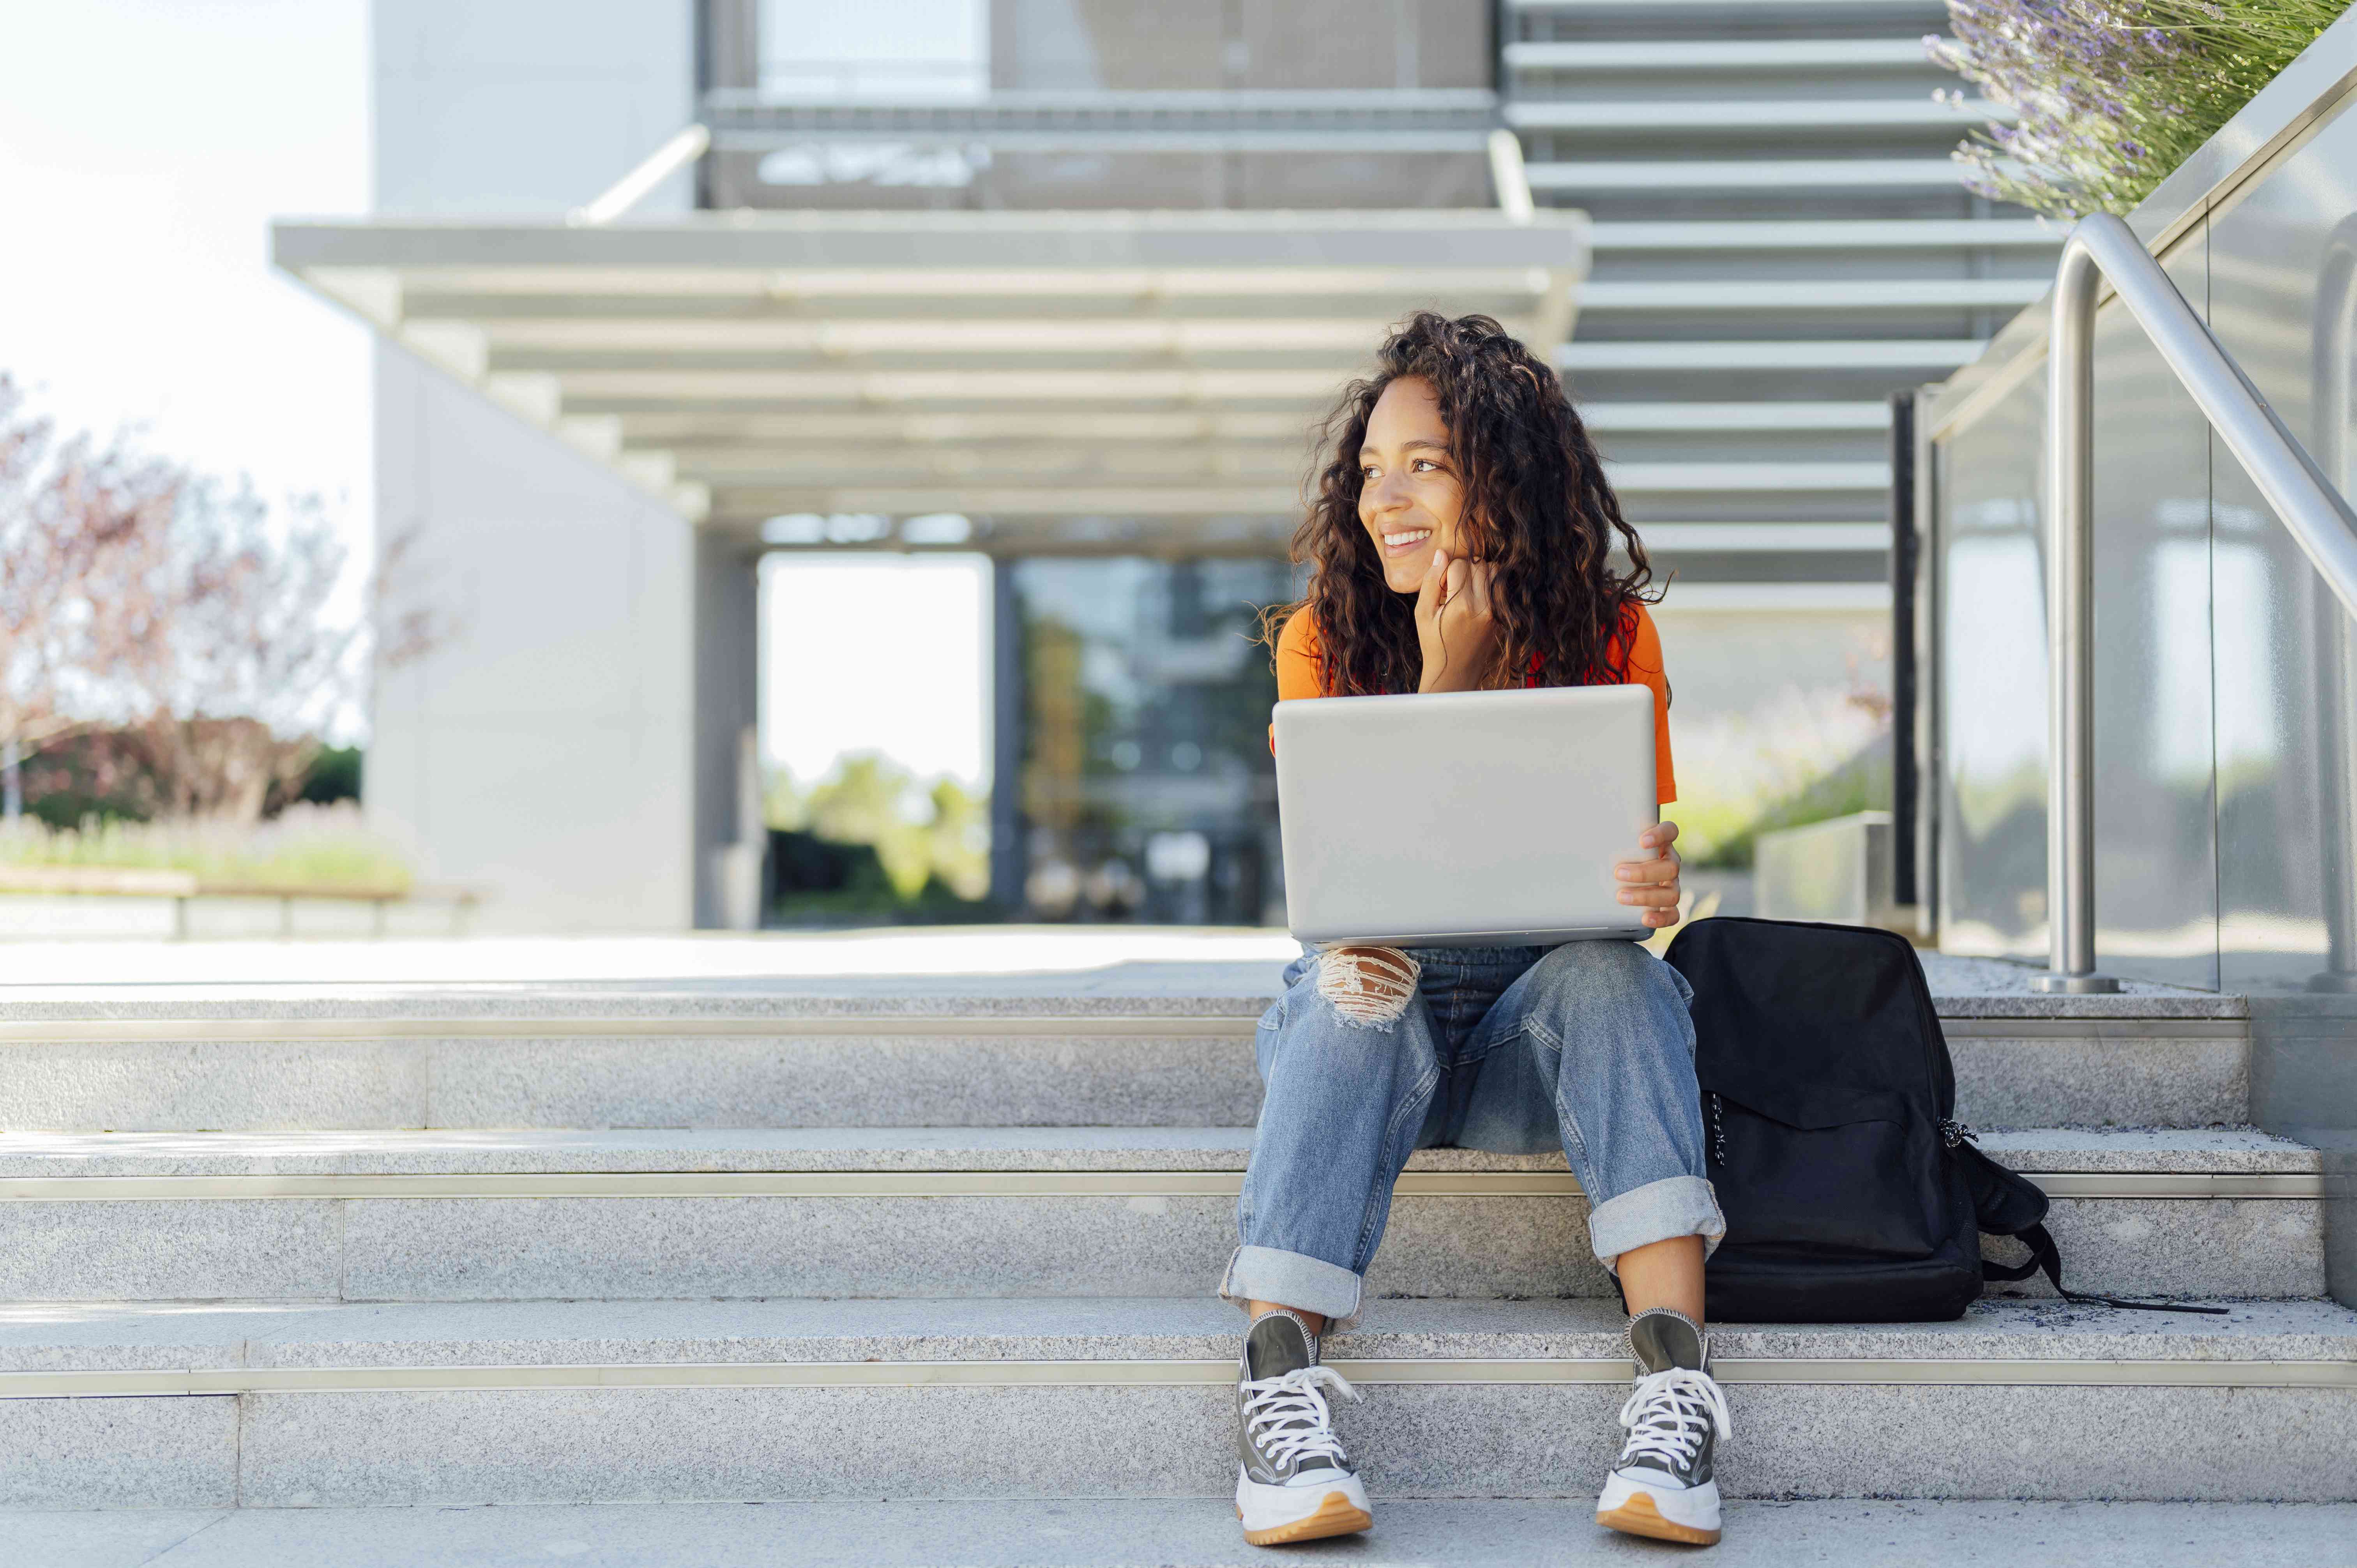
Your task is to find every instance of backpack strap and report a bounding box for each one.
[1953,1132,2228,1315]
[1984,1222,2230,1316]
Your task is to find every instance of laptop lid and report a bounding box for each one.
[1273,683,1659,947]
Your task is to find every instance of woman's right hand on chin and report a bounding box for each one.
[1415,548,1499,693]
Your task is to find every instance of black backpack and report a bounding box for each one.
[1661,916,2224,1323]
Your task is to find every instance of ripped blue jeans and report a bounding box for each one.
[1220,941,1725,1328]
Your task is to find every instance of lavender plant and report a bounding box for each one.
[1929,1,2351,219]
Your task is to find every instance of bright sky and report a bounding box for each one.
[0,0,373,539]
[3,1,988,776]
[761,554,993,790]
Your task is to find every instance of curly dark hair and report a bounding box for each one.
[1267,310,1659,698]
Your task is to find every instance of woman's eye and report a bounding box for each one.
[1412,459,1440,473]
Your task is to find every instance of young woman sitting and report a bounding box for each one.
[1229,312,1729,1550]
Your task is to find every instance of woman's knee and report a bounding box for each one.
[1306,944,1423,1028]
[1530,937,1662,999]
[1526,942,1696,1057]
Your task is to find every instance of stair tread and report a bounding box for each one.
[0,1125,2316,1176]
[0,943,2250,1020]
[3,1296,2351,1373]
[14,1496,2357,1568]
[1587,217,2058,250]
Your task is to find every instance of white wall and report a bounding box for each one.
[369,0,712,930]
[373,0,696,217]
[372,360,698,929]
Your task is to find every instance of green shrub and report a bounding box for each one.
[765,755,990,906]
[0,802,413,893]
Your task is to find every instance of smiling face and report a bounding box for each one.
[1357,375,1470,595]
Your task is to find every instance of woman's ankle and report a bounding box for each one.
[1613,1234,1707,1326]
[1246,1299,1327,1337]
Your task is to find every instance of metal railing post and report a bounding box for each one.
[2031,212,2357,992]
[2035,236,2116,992]
[2309,218,2357,991]
[1487,128,1535,224]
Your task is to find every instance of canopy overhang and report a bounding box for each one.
[270,209,1590,555]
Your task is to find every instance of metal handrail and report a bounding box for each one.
[569,124,712,227]
[2038,211,2357,992]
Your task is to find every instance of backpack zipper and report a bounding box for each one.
[1708,1092,1728,1166]
[1939,1118,1975,1149]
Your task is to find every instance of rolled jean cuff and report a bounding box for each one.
[1588,1175,1728,1268]
[1219,1245,1366,1330]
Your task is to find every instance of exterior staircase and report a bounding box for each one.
[1,951,2350,1560]
[1507,0,2059,590]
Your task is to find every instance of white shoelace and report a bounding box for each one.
[1241,1365,1362,1469]
[1616,1367,1732,1471]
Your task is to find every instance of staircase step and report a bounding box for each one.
[0,958,2250,1132]
[15,1497,2357,1568]
[1502,0,2034,584]
[1507,97,2002,131]
[1,1296,2349,1509]
[1518,0,1950,11]
[1531,156,1972,193]
[1562,339,1985,371]
[1583,399,1892,429]
[1581,277,2047,311]
[0,1128,2317,1303]
[1587,217,2058,252]
[1508,37,1942,72]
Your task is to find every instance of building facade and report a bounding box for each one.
[347,0,2030,929]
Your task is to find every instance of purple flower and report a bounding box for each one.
[1927,0,2341,219]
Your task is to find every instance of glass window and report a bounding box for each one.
[757,0,989,101]
[1011,557,1299,925]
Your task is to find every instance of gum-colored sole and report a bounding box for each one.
[1597,1490,1721,1547]
[1238,1491,1375,1546]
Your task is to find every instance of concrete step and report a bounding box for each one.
[0,961,2251,1132]
[1,1296,2349,1509]
[1507,37,1944,73]
[1583,399,1893,429]
[1561,339,1986,376]
[1512,0,1953,20]
[1506,97,2003,132]
[1581,277,2047,312]
[1586,216,2058,253]
[0,1128,2318,1304]
[16,1497,2357,1568]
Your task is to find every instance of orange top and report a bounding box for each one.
[1270,602,1677,804]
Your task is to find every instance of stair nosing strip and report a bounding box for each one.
[0,1172,2318,1200]
[0,1015,1267,1043]
[0,1013,2247,1043]
[1938,1018,2248,1039]
[0,1356,2346,1398]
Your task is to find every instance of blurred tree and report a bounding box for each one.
[772,753,995,906]
[292,745,362,810]
[763,765,810,832]
[0,376,183,821]
[924,777,989,900]
[123,483,355,821]
[17,728,157,829]
[0,378,458,827]
[806,754,931,898]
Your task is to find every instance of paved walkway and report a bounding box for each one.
[0,928,1297,1000]
[0,926,2217,1005]
[14,1498,2357,1567]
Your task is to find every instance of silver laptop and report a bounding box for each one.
[1274,683,1659,947]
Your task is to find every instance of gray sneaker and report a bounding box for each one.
[1595,1307,1732,1547]
[1233,1310,1372,1546]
